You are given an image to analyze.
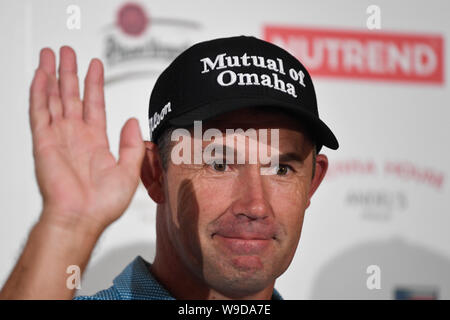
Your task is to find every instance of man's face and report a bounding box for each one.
[160,108,317,298]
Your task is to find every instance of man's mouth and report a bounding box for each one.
[212,232,276,255]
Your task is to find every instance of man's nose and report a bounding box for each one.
[230,167,272,221]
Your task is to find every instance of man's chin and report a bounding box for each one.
[210,235,277,272]
[207,274,272,298]
[230,255,264,271]
[202,255,275,297]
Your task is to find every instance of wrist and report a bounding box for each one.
[31,214,103,274]
[38,207,106,241]
[0,212,104,299]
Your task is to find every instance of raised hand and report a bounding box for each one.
[30,46,145,234]
[0,46,146,299]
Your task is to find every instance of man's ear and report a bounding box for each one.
[140,141,165,204]
[306,153,329,209]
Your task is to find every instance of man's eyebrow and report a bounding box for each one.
[202,144,241,157]
[278,152,305,163]
[202,143,240,159]
[201,144,305,164]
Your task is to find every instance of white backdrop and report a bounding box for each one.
[0,0,449,299]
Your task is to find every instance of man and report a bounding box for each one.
[0,36,338,300]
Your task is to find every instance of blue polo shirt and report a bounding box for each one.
[74,256,283,300]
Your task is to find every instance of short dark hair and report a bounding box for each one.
[156,126,318,179]
[156,126,175,172]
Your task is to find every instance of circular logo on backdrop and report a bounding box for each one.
[117,3,149,36]
[104,2,201,84]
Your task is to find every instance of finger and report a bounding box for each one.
[38,48,63,122]
[38,47,56,76]
[58,46,82,119]
[83,59,106,129]
[118,118,145,181]
[48,89,64,122]
[29,67,50,133]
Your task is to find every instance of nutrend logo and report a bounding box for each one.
[264,25,444,84]
[170,121,280,175]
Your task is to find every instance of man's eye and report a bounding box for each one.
[210,161,227,172]
[275,164,292,176]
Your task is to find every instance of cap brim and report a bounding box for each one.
[169,97,339,152]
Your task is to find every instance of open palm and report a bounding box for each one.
[30,46,145,233]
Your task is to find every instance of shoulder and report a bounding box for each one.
[73,285,122,300]
[73,255,175,300]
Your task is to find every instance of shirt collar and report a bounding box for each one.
[113,255,175,300]
[113,256,283,300]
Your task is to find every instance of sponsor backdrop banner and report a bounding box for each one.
[0,0,449,299]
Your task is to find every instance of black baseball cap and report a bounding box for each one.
[148,35,339,153]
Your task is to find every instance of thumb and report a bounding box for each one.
[118,118,145,178]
